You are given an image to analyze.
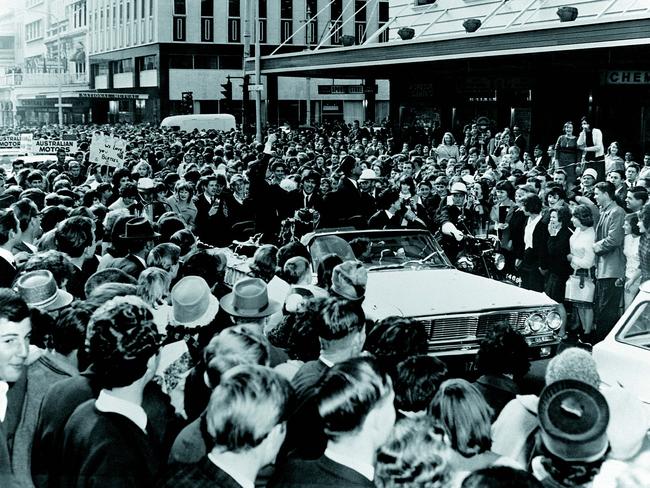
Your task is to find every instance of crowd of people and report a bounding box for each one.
[0,117,648,487]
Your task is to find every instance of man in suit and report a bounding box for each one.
[112,217,159,281]
[0,209,19,288]
[10,198,41,262]
[435,182,478,261]
[322,155,364,227]
[593,182,626,342]
[368,188,427,230]
[194,173,233,247]
[607,169,628,211]
[163,365,291,488]
[55,216,98,297]
[287,170,324,216]
[0,290,31,486]
[270,357,395,488]
[57,296,164,487]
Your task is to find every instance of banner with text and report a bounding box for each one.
[34,139,78,155]
[89,134,126,168]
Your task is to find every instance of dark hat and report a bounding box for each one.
[120,217,160,240]
[538,380,610,463]
[219,277,282,318]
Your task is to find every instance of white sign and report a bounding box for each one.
[89,134,126,168]
[248,84,264,92]
[34,139,78,155]
[0,135,21,151]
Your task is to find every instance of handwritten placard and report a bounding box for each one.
[89,134,126,167]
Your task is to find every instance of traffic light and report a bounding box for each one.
[181,91,193,114]
[221,76,233,101]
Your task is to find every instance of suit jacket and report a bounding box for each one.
[521,217,549,270]
[162,457,242,488]
[0,256,16,288]
[594,201,626,279]
[269,456,375,488]
[194,193,233,247]
[367,210,403,230]
[287,189,324,215]
[322,177,363,227]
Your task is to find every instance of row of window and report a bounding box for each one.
[25,20,43,43]
[93,0,154,30]
[93,54,157,76]
[168,54,242,70]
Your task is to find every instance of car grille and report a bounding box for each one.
[419,310,534,344]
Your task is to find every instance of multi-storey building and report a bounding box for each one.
[86,0,390,125]
[0,0,90,126]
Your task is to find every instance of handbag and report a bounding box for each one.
[564,270,595,303]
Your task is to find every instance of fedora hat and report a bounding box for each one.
[220,277,282,319]
[16,270,73,312]
[120,217,160,240]
[171,276,220,328]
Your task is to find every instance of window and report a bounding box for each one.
[307,0,317,44]
[415,0,437,5]
[258,0,267,43]
[201,0,213,17]
[229,0,240,17]
[25,20,43,42]
[281,0,293,42]
[137,55,157,71]
[219,55,242,69]
[142,0,146,17]
[113,5,117,27]
[134,0,138,20]
[616,302,650,351]
[228,0,241,42]
[355,0,366,44]
[281,0,292,18]
[173,16,186,41]
[126,1,130,21]
[149,0,153,17]
[378,1,389,43]
[331,0,343,44]
[201,18,214,42]
[111,58,133,73]
[194,55,217,69]
[174,0,186,15]
[169,55,193,69]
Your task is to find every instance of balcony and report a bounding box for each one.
[0,72,88,87]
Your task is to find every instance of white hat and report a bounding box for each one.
[461,174,475,185]
[450,182,467,194]
[582,168,598,180]
[359,169,379,181]
[137,177,154,190]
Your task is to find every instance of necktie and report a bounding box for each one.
[0,381,8,422]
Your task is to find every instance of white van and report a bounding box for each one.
[160,114,237,132]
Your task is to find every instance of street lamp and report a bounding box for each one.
[305,7,312,127]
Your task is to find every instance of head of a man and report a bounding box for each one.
[317,297,366,357]
[594,182,615,207]
[0,290,31,383]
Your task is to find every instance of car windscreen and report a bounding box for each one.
[309,231,449,270]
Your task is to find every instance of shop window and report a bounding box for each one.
[194,55,218,69]
[219,55,242,69]
[169,55,193,69]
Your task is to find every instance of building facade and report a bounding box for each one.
[85,0,391,125]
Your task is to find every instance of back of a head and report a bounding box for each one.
[277,241,311,270]
[205,364,292,453]
[21,250,75,288]
[317,356,393,442]
[282,256,311,285]
[394,355,448,414]
[204,324,271,387]
[87,282,139,310]
[545,347,600,388]
[375,417,453,488]
[84,295,161,389]
[461,466,543,488]
[364,317,428,372]
[84,267,137,298]
[55,216,94,259]
[178,250,222,287]
[319,297,365,342]
[476,322,530,379]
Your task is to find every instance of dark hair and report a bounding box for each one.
[20,250,76,288]
[55,216,95,258]
[40,205,70,233]
[170,229,196,257]
[394,355,448,413]
[84,268,137,298]
[546,186,567,203]
[277,241,311,270]
[111,168,131,188]
[177,250,223,288]
[319,297,365,341]
[364,317,428,375]
[476,322,530,379]
[376,187,400,211]
[550,206,572,228]
[316,253,343,289]
[156,214,185,242]
[639,204,650,233]
[625,212,641,236]
[628,186,649,205]
[398,175,416,196]
[572,204,594,228]
[119,182,138,199]
[0,289,30,322]
[0,208,18,246]
[594,181,615,200]
[11,198,38,233]
[522,194,543,215]
[53,301,92,356]
[495,180,515,201]
[461,466,543,488]
[318,357,392,441]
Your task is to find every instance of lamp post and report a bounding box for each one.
[254,0,262,142]
[57,24,63,126]
[305,7,312,127]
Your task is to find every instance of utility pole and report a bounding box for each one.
[242,0,251,130]
[57,20,63,125]
[254,0,262,142]
[305,7,312,127]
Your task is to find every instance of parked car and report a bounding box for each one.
[593,281,650,409]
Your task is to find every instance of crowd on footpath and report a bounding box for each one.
[0,116,648,487]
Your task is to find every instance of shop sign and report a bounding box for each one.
[322,101,343,113]
[0,135,21,151]
[33,139,78,155]
[79,92,149,100]
[89,133,126,167]
[604,71,650,85]
[318,85,377,95]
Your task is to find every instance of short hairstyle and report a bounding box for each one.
[11,198,39,233]
[364,317,428,374]
[0,289,30,323]
[174,179,194,198]
[572,204,594,228]
[170,229,196,257]
[476,322,530,379]
[206,364,292,453]
[594,181,615,200]
[319,297,365,341]
[394,355,448,413]
[628,186,648,205]
[52,301,93,356]
[522,194,543,215]
[86,282,139,310]
[546,186,567,203]
[203,324,271,387]
[317,356,393,441]
[625,212,641,236]
[137,267,171,308]
[428,379,493,456]
[461,466,544,488]
[177,250,224,288]
[84,296,161,389]
[156,214,185,242]
[119,182,138,198]
[376,187,400,211]
[84,268,137,298]
[55,216,95,258]
[147,243,181,271]
[277,241,311,270]
[550,205,572,228]
[495,180,515,200]
[375,417,453,488]
[20,250,76,288]
[0,208,18,246]
[639,205,650,234]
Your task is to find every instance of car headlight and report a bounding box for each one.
[493,253,506,271]
[546,311,562,331]
[457,256,474,271]
[526,313,545,333]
